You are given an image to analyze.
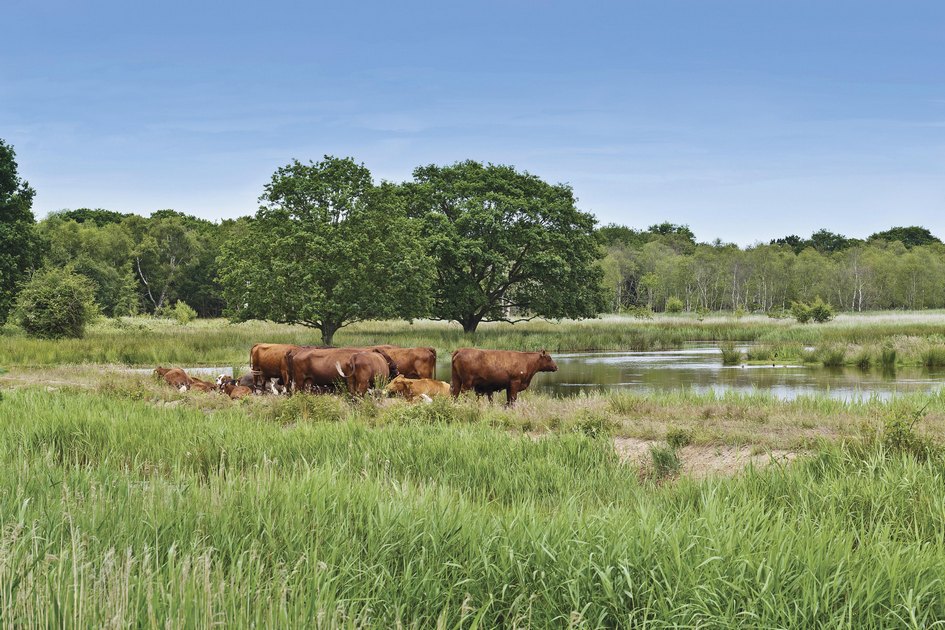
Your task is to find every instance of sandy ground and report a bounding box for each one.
[613,437,799,479]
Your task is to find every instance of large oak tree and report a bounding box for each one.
[217,157,431,345]
[405,161,605,332]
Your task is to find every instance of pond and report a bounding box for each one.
[438,345,945,401]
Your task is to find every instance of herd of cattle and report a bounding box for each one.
[154,343,559,405]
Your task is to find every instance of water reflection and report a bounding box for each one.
[436,346,945,401]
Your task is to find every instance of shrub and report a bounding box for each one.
[665,297,684,314]
[808,297,835,323]
[171,300,198,325]
[791,298,834,324]
[790,301,812,323]
[921,345,945,368]
[13,267,98,339]
[882,403,936,461]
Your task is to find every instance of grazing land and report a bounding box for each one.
[2,313,945,626]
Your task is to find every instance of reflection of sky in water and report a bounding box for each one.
[436,345,945,402]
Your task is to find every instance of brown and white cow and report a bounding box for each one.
[450,348,558,405]
[217,377,253,399]
[385,375,451,402]
[285,347,364,393]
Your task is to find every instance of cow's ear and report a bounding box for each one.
[540,349,548,356]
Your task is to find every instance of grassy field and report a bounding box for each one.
[2,388,945,626]
[1,310,945,367]
[2,313,945,626]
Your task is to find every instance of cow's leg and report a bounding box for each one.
[451,373,461,399]
[506,383,520,407]
[486,391,494,404]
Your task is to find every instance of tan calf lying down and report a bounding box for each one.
[385,375,451,402]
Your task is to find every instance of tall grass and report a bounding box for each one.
[4,389,945,625]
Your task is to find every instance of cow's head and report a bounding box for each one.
[154,367,169,377]
[374,349,399,378]
[385,374,409,396]
[216,374,229,389]
[537,350,558,372]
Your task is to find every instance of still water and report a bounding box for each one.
[437,345,945,401]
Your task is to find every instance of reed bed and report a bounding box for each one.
[2,389,945,626]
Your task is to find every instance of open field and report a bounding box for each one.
[2,310,945,367]
[2,314,945,626]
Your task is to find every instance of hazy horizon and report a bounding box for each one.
[3,0,943,245]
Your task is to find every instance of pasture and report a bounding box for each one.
[2,314,945,626]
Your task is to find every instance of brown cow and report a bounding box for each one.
[250,343,300,394]
[285,347,363,393]
[450,348,558,405]
[189,376,216,392]
[154,367,192,391]
[385,375,451,402]
[373,345,437,379]
[218,378,253,399]
[335,349,399,396]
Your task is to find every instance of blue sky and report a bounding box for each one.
[2,0,942,244]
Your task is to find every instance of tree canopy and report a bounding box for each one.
[405,161,605,332]
[217,157,431,344]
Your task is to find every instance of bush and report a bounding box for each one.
[171,300,197,325]
[13,267,98,339]
[790,301,812,323]
[649,444,681,478]
[808,297,835,323]
[791,297,835,324]
[665,297,684,314]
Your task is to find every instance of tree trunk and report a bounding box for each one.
[321,322,339,346]
[460,315,481,334]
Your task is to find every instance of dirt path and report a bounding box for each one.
[613,437,799,479]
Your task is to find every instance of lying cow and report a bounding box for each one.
[216,376,253,399]
[154,366,191,391]
[385,375,451,402]
[450,348,558,405]
[189,376,217,392]
[335,349,399,396]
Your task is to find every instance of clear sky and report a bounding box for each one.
[2,0,942,244]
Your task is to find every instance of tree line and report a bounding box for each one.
[1,137,942,340]
[599,223,945,313]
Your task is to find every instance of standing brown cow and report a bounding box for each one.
[372,345,437,379]
[250,343,300,394]
[450,348,558,405]
[335,349,399,396]
[285,347,363,393]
